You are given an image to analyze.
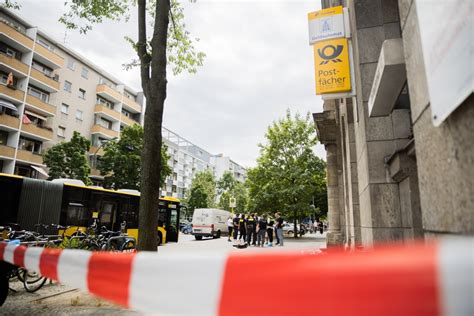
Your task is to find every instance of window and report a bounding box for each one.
[58,126,65,138]
[18,136,42,154]
[67,58,75,70]
[121,109,131,118]
[36,39,50,49]
[32,60,52,76]
[75,110,83,121]
[5,48,16,58]
[96,96,114,109]
[81,67,88,79]
[78,88,86,100]
[27,86,49,103]
[64,81,72,92]
[61,103,69,114]
[99,117,112,129]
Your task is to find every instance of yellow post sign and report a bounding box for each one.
[313,38,351,94]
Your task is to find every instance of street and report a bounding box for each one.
[1,232,326,315]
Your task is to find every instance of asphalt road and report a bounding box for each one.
[1,232,326,315]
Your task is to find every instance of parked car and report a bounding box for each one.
[181,223,192,234]
[282,223,305,236]
[191,208,230,240]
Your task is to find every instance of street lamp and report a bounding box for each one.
[92,137,117,168]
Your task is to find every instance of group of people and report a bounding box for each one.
[226,212,285,247]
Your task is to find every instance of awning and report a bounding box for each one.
[31,165,49,177]
[24,109,47,120]
[0,99,18,112]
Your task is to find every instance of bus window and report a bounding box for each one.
[99,201,116,229]
[66,203,87,226]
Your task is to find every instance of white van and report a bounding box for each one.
[191,208,231,240]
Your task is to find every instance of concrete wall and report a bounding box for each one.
[400,0,474,236]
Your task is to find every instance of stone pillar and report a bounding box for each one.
[326,143,343,246]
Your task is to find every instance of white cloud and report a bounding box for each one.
[18,0,325,167]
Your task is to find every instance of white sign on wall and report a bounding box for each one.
[416,0,473,126]
[308,6,345,45]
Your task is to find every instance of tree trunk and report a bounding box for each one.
[137,0,170,251]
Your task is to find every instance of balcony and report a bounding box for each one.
[89,146,104,156]
[29,68,60,92]
[94,104,120,121]
[0,53,29,75]
[0,112,20,130]
[120,114,140,127]
[91,124,118,139]
[122,96,141,113]
[0,144,15,159]
[0,84,25,103]
[96,84,122,103]
[90,168,102,177]
[16,148,43,165]
[21,123,53,141]
[25,95,55,117]
[0,21,34,51]
[33,44,64,69]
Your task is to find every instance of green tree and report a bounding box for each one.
[185,169,216,212]
[43,131,91,185]
[98,124,171,190]
[246,110,327,237]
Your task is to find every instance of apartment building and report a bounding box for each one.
[161,128,247,199]
[0,8,143,178]
[210,154,247,183]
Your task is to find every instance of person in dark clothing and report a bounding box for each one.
[275,212,284,246]
[257,216,267,247]
[232,215,240,242]
[239,214,247,242]
[246,214,256,245]
[266,216,274,246]
[252,213,258,245]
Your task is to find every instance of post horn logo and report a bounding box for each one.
[317,45,343,65]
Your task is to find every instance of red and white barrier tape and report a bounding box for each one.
[1,239,472,315]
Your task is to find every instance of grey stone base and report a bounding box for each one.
[326,232,344,247]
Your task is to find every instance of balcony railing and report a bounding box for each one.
[34,44,64,68]
[25,94,55,117]
[90,124,119,139]
[0,144,15,158]
[0,21,34,50]
[96,84,122,103]
[0,112,20,130]
[122,96,141,113]
[120,114,140,126]
[30,67,60,91]
[0,84,25,103]
[94,104,121,121]
[0,53,29,75]
[16,148,43,165]
[21,123,53,141]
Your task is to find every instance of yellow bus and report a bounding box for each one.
[0,173,180,245]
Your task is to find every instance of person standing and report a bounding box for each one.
[227,216,234,242]
[257,215,267,247]
[232,214,239,242]
[275,212,284,246]
[246,214,256,245]
[266,215,274,247]
[239,214,247,243]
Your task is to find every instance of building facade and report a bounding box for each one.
[210,154,247,184]
[0,8,143,179]
[162,128,247,199]
[313,0,473,247]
